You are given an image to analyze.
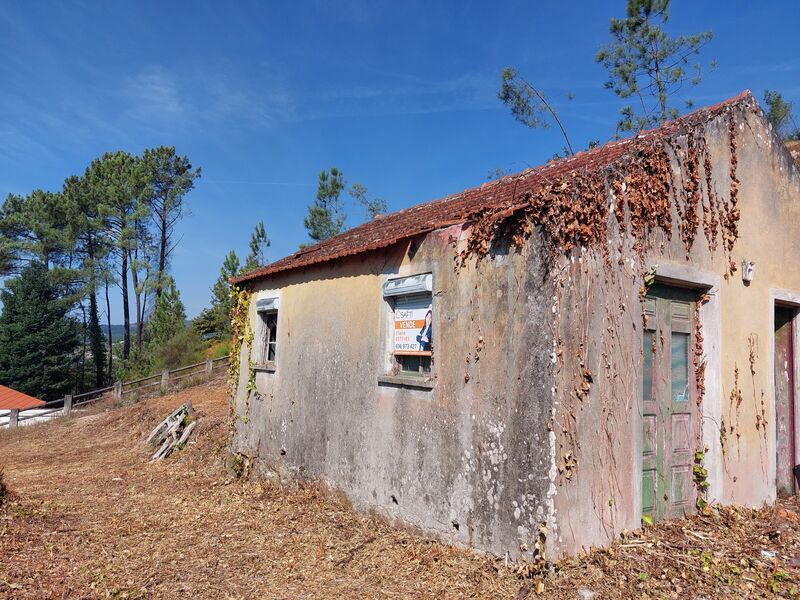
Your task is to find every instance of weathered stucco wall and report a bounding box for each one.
[550,100,800,554]
[232,97,800,560]
[232,226,556,558]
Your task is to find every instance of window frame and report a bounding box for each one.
[254,295,280,372]
[264,312,278,363]
[381,273,435,384]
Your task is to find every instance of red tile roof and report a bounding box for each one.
[233,91,755,285]
[0,385,45,410]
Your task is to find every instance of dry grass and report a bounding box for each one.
[0,382,520,599]
[0,381,798,599]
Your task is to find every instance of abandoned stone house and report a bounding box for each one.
[229,91,800,559]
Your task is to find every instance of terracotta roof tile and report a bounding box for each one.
[0,385,45,410]
[233,91,754,285]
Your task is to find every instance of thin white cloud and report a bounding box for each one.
[118,62,296,131]
[286,70,499,121]
[125,66,185,120]
[0,125,60,167]
[737,59,800,75]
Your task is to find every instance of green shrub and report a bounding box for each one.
[207,338,232,359]
[154,327,206,370]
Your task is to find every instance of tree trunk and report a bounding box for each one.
[88,291,104,387]
[87,236,105,387]
[79,302,87,392]
[105,278,113,377]
[136,310,144,352]
[142,287,150,341]
[129,248,143,353]
[121,250,131,360]
[156,198,168,300]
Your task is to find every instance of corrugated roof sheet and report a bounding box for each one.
[233,91,754,285]
[0,385,45,410]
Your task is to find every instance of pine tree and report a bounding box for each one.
[349,183,387,221]
[213,250,240,332]
[90,151,145,360]
[242,220,270,273]
[596,0,714,133]
[304,168,346,242]
[145,277,205,370]
[0,189,71,274]
[195,250,240,338]
[497,68,575,155]
[0,262,79,400]
[146,276,186,350]
[63,174,108,389]
[764,90,800,140]
[139,146,201,299]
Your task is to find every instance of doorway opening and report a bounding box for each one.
[774,304,797,497]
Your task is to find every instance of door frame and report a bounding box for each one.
[770,289,800,497]
[641,264,722,510]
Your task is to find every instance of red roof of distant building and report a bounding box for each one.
[0,385,45,410]
[233,91,755,285]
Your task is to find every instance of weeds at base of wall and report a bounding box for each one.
[550,500,800,598]
[515,522,549,594]
[694,447,712,514]
[226,452,251,479]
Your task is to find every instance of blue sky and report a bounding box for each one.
[1,1,798,318]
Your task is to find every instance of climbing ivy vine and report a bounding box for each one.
[457,100,751,507]
[227,285,254,398]
[460,106,743,270]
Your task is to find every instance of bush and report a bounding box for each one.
[154,327,206,370]
[206,338,232,359]
[114,349,155,382]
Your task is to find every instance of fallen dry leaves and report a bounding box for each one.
[0,381,798,599]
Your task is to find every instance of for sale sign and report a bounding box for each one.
[394,296,433,354]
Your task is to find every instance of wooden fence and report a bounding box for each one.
[0,355,229,429]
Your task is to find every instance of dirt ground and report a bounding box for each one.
[1,381,799,599]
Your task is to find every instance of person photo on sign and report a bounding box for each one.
[417,309,433,352]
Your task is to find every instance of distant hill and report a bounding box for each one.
[103,322,192,340]
[103,324,136,340]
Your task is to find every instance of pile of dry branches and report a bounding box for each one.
[146,401,197,461]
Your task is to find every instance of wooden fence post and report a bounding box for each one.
[64,394,73,417]
[161,369,170,393]
[9,409,19,428]
[205,358,213,376]
[114,381,123,400]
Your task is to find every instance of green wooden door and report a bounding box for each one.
[641,285,698,522]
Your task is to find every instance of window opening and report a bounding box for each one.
[265,312,277,362]
[256,296,279,366]
[393,294,433,375]
[383,274,433,377]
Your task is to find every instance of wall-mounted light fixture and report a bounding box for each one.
[742,260,755,285]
